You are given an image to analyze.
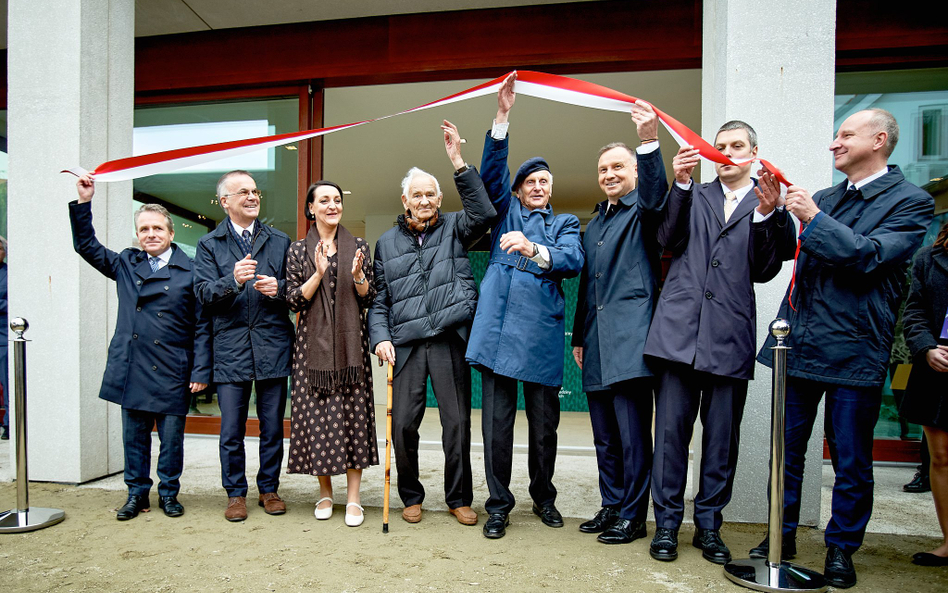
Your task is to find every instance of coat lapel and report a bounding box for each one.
[702,180,726,228]
[251,224,270,259]
[816,181,849,216]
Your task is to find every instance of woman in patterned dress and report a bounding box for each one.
[285,180,379,527]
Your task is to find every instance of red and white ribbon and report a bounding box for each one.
[63,70,792,186]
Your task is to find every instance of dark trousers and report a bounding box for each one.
[651,363,748,530]
[481,368,560,515]
[121,408,186,498]
[587,378,653,521]
[782,377,881,554]
[392,333,473,508]
[218,377,287,497]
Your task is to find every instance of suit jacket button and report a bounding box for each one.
[711,260,720,268]
[137,280,142,285]
[597,241,604,246]
[597,305,603,311]
[705,291,713,299]
[595,272,602,278]
[154,340,160,345]
[136,307,142,312]
[152,366,157,371]
[719,231,728,238]
[157,313,163,317]
[132,334,138,339]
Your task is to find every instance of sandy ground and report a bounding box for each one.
[1,409,946,592]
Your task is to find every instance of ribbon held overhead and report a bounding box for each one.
[63,70,791,187]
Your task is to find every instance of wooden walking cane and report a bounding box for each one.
[383,362,394,533]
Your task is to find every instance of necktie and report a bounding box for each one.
[723,191,738,222]
[242,229,252,255]
[149,256,159,273]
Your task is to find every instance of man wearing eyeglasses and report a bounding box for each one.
[194,169,295,522]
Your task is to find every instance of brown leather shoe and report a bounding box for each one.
[402,504,422,523]
[225,496,247,522]
[449,506,478,526]
[258,492,286,515]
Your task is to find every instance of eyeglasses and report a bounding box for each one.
[220,188,263,199]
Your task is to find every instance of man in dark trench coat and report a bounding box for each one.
[70,174,211,520]
[641,121,796,564]
[570,101,667,545]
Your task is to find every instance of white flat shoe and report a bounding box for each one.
[314,497,333,520]
[345,502,364,527]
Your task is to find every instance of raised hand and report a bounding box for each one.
[496,72,517,124]
[753,168,784,216]
[673,146,700,185]
[77,173,96,203]
[630,100,659,143]
[442,120,465,170]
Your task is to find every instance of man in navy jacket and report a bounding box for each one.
[194,170,295,522]
[71,174,211,520]
[642,121,795,564]
[757,109,934,588]
[570,102,667,545]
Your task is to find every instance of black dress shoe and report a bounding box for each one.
[904,471,931,493]
[692,528,731,564]
[824,545,857,588]
[749,533,797,560]
[532,503,564,528]
[483,513,510,539]
[597,518,646,544]
[649,527,679,561]
[116,494,150,521]
[159,496,185,517]
[579,506,619,533]
[912,552,948,567]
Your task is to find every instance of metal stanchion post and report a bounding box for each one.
[723,319,826,592]
[0,318,66,533]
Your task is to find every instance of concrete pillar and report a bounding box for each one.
[7,0,134,482]
[696,0,837,525]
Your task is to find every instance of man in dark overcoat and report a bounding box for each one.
[70,174,211,520]
[194,169,295,522]
[570,102,667,545]
[369,121,494,527]
[756,108,934,588]
[641,121,796,564]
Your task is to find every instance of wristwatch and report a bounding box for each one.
[354,276,367,285]
[456,163,470,174]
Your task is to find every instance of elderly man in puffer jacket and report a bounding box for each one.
[369,120,495,527]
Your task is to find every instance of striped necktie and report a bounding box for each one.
[149,256,159,273]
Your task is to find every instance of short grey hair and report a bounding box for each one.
[716,120,758,148]
[216,169,254,200]
[134,203,174,233]
[598,142,637,160]
[866,108,899,157]
[400,167,441,197]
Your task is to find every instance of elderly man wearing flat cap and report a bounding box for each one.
[466,73,584,539]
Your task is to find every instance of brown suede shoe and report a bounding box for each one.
[225,496,247,522]
[449,506,478,526]
[258,492,286,515]
[402,504,422,523]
